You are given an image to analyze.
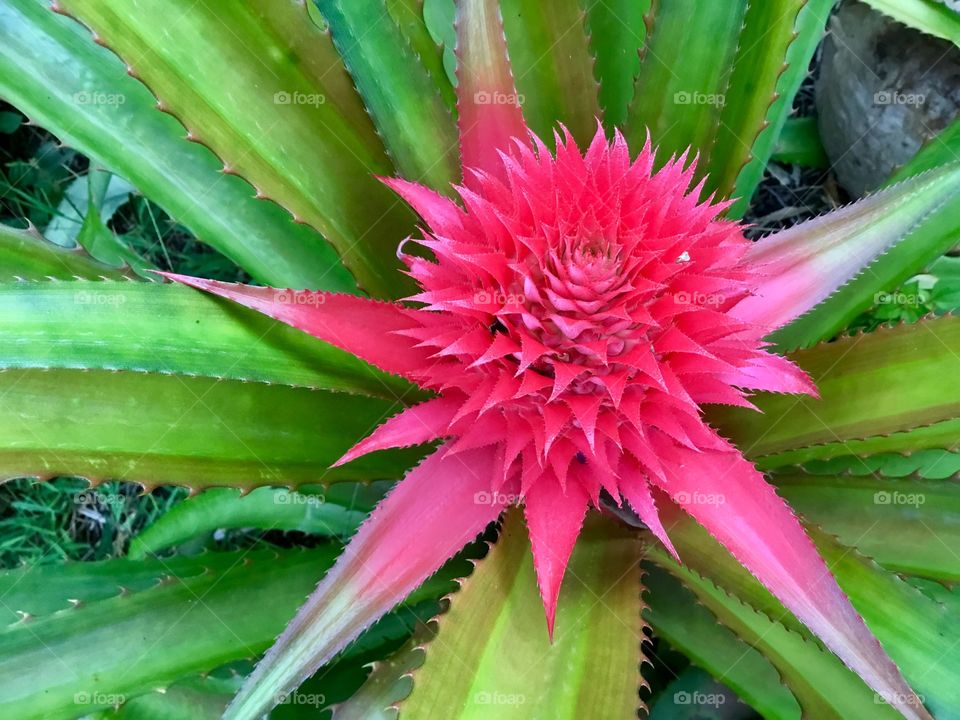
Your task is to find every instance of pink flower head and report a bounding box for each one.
[360,126,816,630]
[166,2,932,717]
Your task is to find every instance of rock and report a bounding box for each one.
[816,0,960,196]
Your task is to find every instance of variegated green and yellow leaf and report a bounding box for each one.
[0,0,355,292]
[53,0,416,298]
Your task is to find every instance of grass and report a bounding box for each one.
[0,478,186,569]
[0,101,244,283]
[0,103,245,567]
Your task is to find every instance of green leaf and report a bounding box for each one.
[73,169,152,275]
[769,159,960,350]
[756,417,960,469]
[644,568,802,720]
[771,116,828,168]
[128,487,369,559]
[44,168,134,246]
[890,115,960,180]
[53,0,415,298]
[0,281,416,400]
[499,0,601,146]
[337,510,643,719]
[584,0,649,130]
[317,0,459,191]
[801,448,960,480]
[715,317,960,463]
[644,564,901,720]
[107,672,244,720]
[0,550,223,626]
[385,0,457,110]
[0,223,136,280]
[0,110,22,133]
[0,548,338,719]
[929,255,960,312]
[648,666,753,720]
[328,620,436,720]
[708,0,834,214]
[626,1,749,169]
[422,0,457,86]
[0,368,422,490]
[645,510,960,718]
[0,548,451,720]
[860,0,960,46]
[775,472,960,581]
[44,167,154,277]
[0,0,355,292]
[805,531,960,719]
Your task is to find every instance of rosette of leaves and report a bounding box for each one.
[1,0,960,719]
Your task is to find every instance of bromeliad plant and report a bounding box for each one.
[3,0,960,718]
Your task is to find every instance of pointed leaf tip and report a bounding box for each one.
[733,163,960,332]
[222,445,507,720]
[332,395,459,466]
[523,477,590,639]
[649,434,930,720]
[159,272,433,381]
[455,0,528,185]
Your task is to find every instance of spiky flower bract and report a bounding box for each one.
[362,126,816,627]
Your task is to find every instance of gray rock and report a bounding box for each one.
[816,0,960,196]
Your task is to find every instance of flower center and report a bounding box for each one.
[491,235,652,396]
